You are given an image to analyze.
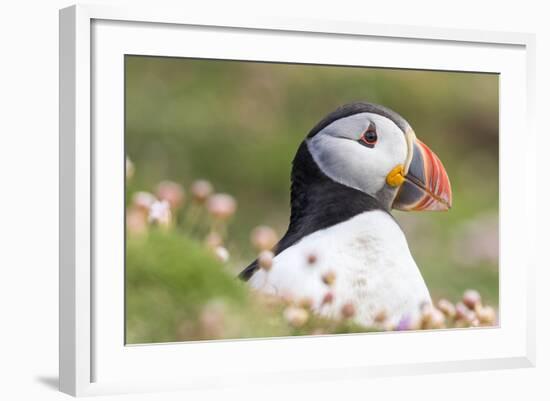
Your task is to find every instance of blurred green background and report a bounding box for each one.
[125,55,499,343]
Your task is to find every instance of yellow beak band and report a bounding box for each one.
[386,164,406,187]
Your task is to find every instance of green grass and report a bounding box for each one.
[126,230,372,343]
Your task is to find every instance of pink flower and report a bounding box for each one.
[126,207,147,235]
[132,191,156,212]
[148,200,172,227]
[156,181,185,209]
[126,157,134,180]
[191,180,214,204]
[207,194,237,220]
[250,226,278,251]
[462,289,482,310]
[258,250,274,271]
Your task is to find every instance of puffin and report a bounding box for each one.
[239,102,452,327]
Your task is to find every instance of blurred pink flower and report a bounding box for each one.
[258,250,274,271]
[191,180,214,204]
[420,305,446,329]
[250,225,278,251]
[132,191,156,212]
[126,157,134,180]
[283,306,309,328]
[341,302,356,319]
[199,301,226,339]
[321,292,334,305]
[437,299,456,319]
[395,315,413,331]
[156,180,185,210]
[148,200,172,227]
[207,194,237,220]
[321,270,336,286]
[463,289,482,310]
[213,246,230,263]
[205,232,223,249]
[126,207,147,235]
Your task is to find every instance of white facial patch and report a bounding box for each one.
[306,112,408,198]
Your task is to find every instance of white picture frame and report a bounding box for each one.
[59,3,536,397]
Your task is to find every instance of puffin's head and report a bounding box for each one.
[306,102,452,211]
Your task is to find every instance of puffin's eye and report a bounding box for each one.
[359,128,378,148]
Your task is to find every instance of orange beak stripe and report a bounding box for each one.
[409,139,452,211]
[392,138,452,212]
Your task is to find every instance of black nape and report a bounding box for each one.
[239,141,385,281]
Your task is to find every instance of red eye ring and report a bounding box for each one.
[361,129,378,145]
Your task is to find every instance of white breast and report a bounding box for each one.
[248,211,431,327]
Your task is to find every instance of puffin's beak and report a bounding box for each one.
[392,138,452,211]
